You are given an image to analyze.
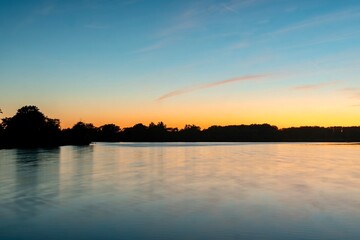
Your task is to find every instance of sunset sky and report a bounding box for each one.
[1,0,360,129]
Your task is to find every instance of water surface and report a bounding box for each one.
[1,142,360,240]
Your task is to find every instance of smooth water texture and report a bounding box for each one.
[1,143,360,240]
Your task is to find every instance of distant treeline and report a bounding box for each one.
[0,106,359,149]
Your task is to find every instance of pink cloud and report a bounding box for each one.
[293,80,340,91]
[157,74,271,101]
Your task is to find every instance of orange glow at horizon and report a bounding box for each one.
[3,86,359,130]
[57,99,360,130]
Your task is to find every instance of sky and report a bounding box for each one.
[1,0,360,129]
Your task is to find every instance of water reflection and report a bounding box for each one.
[14,148,60,218]
[0,143,360,240]
[59,146,94,198]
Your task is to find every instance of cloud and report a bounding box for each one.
[157,15,198,38]
[293,80,340,91]
[218,0,262,13]
[155,0,259,38]
[134,40,168,54]
[152,0,261,48]
[231,41,250,49]
[270,8,360,35]
[341,87,360,99]
[157,74,271,101]
[283,31,360,50]
[221,4,239,14]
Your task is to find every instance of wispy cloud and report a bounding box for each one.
[155,0,259,38]
[141,5,202,54]
[150,0,261,50]
[284,31,360,50]
[157,13,199,38]
[217,0,262,13]
[270,8,360,35]
[134,4,207,55]
[157,74,271,101]
[293,80,340,91]
[221,4,239,14]
[341,87,360,99]
[340,87,360,108]
[230,40,250,49]
[134,40,168,54]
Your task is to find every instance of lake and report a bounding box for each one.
[1,142,360,240]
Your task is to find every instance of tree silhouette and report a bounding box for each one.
[203,124,278,141]
[62,122,97,145]
[0,122,4,147]
[178,124,201,141]
[1,105,61,148]
[122,123,148,141]
[1,105,360,149]
[148,122,169,141]
[98,124,121,142]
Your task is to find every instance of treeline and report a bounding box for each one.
[121,124,360,142]
[0,106,359,149]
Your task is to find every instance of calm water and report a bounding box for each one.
[1,143,360,240]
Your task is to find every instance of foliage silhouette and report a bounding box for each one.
[97,124,121,142]
[62,122,97,145]
[0,106,61,148]
[0,105,360,149]
[178,124,201,141]
[122,123,149,141]
[202,124,278,142]
[0,123,4,147]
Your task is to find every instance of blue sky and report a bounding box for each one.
[1,0,360,128]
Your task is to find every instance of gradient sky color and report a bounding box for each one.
[1,0,360,128]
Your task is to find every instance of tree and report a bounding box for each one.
[0,122,4,147]
[148,122,169,141]
[98,124,121,142]
[122,123,148,141]
[1,105,61,147]
[178,124,201,141]
[61,121,97,145]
